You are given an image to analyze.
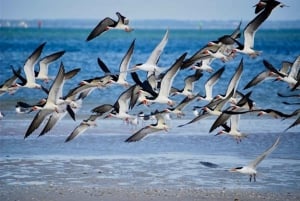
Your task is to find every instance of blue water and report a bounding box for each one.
[0,25,300,191]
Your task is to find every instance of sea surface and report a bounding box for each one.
[0,22,300,191]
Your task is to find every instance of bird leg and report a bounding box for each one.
[253,174,256,182]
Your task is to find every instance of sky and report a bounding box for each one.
[1,0,300,21]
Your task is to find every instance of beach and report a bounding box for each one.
[1,118,300,201]
[2,185,300,201]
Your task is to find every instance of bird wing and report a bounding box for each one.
[244,70,270,89]
[224,59,243,98]
[158,53,186,98]
[24,42,46,84]
[178,112,211,127]
[39,112,65,136]
[46,63,65,105]
[38,50,65,78]
[248,136,280,168]
[24,109,52,138]
[125,126,160,142]
[86,17,116,41]
[243,1,279,49]
[205,66,225,98]
[1,67,21,88]
[289,56,300,80]
[118,39,135,83]
[146,29,169,65]
[209,112,231,133]
[65,123,90,142]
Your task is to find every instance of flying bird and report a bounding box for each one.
[86,12,133,41]
[125,111,169,142]
[230,136,280,182]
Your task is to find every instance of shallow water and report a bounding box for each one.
[0,118,299,191]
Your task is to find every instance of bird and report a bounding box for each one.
[197,66,225,102]
[36,50,65,82]
[92,85,137,123]
[223,108,299,119]
[230,136,280,182]
[86,12,133,41]
[0,66,21,96]
[214,115,248,143]
[15,101,43,114]
[164,96,198,118]
[182,21,241,68]
[125,111,169,142]
[244,59,292,89]
[97,39,135,87]
[191,59,214,73]
[273,56,300,89]
[38,69,82,137]
[131,29,169,76]
[209,91,256,134]
[233,1,285,57]
[178,90,234,127]
[171,69,203,98]
[24,62,65,138]
[214,59,243,101]
[15,42,46,89]
[65,114,101,142]
[141,52,187,107]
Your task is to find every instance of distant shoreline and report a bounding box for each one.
[1,19,300,29]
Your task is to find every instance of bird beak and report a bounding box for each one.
[229,168,237,172]
[215,131,223,136]
[257,111,264,116]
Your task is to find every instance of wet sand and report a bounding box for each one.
[1,185,300,201]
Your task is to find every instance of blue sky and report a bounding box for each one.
[1,0,299,21]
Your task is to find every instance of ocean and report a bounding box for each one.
[0,21,300,192]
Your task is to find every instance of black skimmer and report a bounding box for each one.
[233,1,284,57]
[182,21,241,68]
[223,108,300,119]
[125,111,169,142]
[141,52,187,107]
[164,96,198,118]
[93,85,137,122]
[209,91,256,133]
[230,136,280,182]
[191,60,214,73]
[131,29,169,75]
[24,62,65,138]
[214,115,248,143]
[65,114,101,142]
[69,74,114,98]
[171,69,203,98]
[86,12,133,41]
[15,42,46,89]
[0,66,21,96]
[214,59,243,101]
[198,66,225,102]
[273,56,300,89]
[178,90,234,127]
[38,69,83,137]
[244,59,292,89]
[97,39,135,87]
[36,50,65,82]
[254,0,286,14]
